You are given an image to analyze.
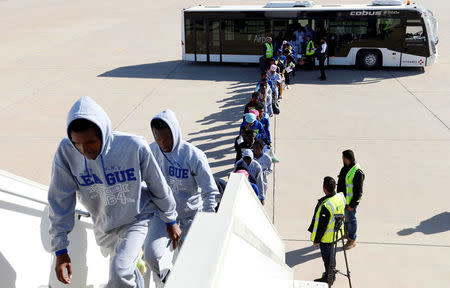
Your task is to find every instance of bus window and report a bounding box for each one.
[222,19,267,55]
[405,26,425,41]
[194,19,207,54]
[403,23,429,57]
[272,20,288,44]
[377,18,401,39]
[224,20,234,41]
[185,18,195,54]
[208,21,221,54]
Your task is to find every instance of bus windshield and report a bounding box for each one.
[424,9,438,44]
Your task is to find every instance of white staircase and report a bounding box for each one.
[0,170,325,288]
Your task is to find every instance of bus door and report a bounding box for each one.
[207,20,221,62]
[312,19,329,65]
[193,19,207,62]
[401,19,428,67]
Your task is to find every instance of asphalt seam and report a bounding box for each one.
[391,72,450,131]
[282,238,450,248]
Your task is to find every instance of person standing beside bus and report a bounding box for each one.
[318,36,328,81]
[263,37,274,71]
[305,35,315,70]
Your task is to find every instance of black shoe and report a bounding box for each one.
[314,277,327,283]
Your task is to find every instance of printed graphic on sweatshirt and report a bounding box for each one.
[167,165,190,192]
[73,167,138,206]
[87,183,135,206]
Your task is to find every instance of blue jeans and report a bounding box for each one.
[345,206,357,240]
[319,243,335,278]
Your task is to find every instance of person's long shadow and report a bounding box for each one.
[290,66,424,85]
[187,84,256,179]
[285,244,344,268]
[98,60,259,83]
[397,211,450,236]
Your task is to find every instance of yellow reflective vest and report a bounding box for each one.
[306,40,315,56]
[345,163,361,205]
[310,192,346,243]
[265,42,274,58]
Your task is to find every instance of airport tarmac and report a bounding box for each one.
[0,0,449,287]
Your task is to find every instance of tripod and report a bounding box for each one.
[328,213,352,288]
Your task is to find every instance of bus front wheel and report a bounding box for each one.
[358,50,381,69]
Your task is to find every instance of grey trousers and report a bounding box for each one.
[143,215,194,279]
[95,214,152,288]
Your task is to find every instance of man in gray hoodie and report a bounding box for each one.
[48,97,181,288]
[144,110,219,281]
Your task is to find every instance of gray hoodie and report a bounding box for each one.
[150,110,219,218]
[48,97,177,252]
[234,157,264,200]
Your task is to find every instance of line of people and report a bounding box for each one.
[262,26,329,81]
[233,58,292,205]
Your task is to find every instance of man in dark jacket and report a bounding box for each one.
[308,177,346,285]
[337,149,365,250]
[234,124,255,163]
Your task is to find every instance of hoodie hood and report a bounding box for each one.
[67,96,112,158]
[151,109,181,153]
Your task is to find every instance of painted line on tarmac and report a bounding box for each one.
[272,111,277,225]
[282,238,450,248]
[391,72,450,131]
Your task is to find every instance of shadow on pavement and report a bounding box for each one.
[187,84,254,179]
[397,211,450,236]
[98,61,424,178]
[291,66,424,85]
[98,60,259,83]
[285,245,345,268]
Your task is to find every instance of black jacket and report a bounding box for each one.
[234,136,254,163]
[337,163,365,208]
[308,192,335,243]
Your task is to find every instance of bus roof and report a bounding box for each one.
[184,2,425,13]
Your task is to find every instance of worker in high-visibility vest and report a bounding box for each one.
[261,37,274,72]
[264,37,274,59]
[308,176,346,284]
[337,150,365,250]
[304,35,315,69]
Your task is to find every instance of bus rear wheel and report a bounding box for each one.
[359,50,380,69]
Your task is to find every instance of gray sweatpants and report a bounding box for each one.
[95,214,152,288]
[143,215,194,279]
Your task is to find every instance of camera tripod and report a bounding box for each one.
[328,213,352,288]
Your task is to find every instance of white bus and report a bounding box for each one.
[181,0,438,68]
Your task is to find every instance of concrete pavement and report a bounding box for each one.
[0,0,449,287]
